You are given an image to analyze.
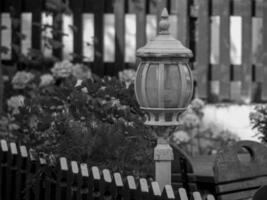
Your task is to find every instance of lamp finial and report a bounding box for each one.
[159,8,169,35]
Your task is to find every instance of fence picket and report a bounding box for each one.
[195,0,210,99]
[71,0,83,61]
[113,172,124,200]
[218,0,231,100]
[38,155,47,200]
[192,191,202,200]
[176,0,189,47]
[101,169,113,200]
[150,181,161,200]
[91,166,101,200]
[125,176,138,200]
[80,163,91,200]
[27,0,42,51]
[178,188,189,200]
[138,178,150,200]
[15,145,27,200]
[10,0,22,64]
[262,0,267,100]
[0,140,8,200]
[240,0,252,102]
[56,157,71,200]
[114,0,125,73]
[161,185,175,200]
[71,161,81,200]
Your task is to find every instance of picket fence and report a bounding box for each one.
[1,0,267,102]
[0,139,217,200]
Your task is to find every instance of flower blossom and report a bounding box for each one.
[7,95,25,114]
[118,69,136,88]
[51,60,73,78]
[40,74,55,87]
[72,63,92,80]
[12,71,35,89]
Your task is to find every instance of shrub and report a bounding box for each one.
[250,104,267,142]
[0,63,155,177]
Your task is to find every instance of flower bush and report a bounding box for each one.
[12,71,35,89]
[171,99,240,155]
[0,61,155,177]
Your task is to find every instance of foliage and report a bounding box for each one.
[250,104,267,142]
[171,99,240,156]
[0,62,155,177]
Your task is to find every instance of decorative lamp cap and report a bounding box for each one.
[136,8,193,58]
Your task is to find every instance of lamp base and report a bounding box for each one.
[141,107,186,126]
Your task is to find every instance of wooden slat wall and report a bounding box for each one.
[1,0,267,102]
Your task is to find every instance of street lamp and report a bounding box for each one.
[134,8,194,190]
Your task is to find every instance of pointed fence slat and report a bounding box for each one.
[114,0,125,73]
[1,139,257,200]
[218,0,231,100]
[195,0,210,99]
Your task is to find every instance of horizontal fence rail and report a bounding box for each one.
[0,0,267,102]
[0,139,216,200]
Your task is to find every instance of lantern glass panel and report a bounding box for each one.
[180,63,193,105]
[146,64,159,107]
[164,64,180,108]
[135,62,146,105]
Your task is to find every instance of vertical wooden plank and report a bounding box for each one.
[50,0,63,60]
[132,0,146,50]
[240,0,252,102]
[195,0,210,99]
[70,161,81,200]
[0,0,3,114]
[177,0,189,47]
[84,0,104,75]
[138,178,150,200]
[70,0,83,61]
[262,0,267,100]
[100,169,113,200]
[218,0,231,100]
[114,0,125,73]
[55,157,71,200]
[94,0,104,75]
[0,140,8,200]
[80,163,92,199]
[156,0,168,32]
[10,0,22,63]
[30,0,42,50]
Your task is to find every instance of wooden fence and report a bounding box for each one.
[0,139,216,200]
[0,0,267,102]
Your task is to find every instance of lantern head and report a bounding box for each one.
[135,8,194,126]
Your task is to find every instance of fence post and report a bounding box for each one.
[154,137,173,191]
[0,7,3,114]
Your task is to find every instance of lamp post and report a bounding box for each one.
[134,8,194,190]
